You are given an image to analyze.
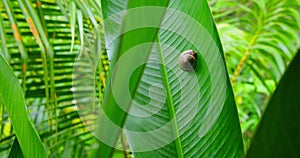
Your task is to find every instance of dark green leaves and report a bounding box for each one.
[247,49,300,158]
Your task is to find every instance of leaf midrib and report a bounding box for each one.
[157,35,184,158]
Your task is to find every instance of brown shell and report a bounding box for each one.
[178,50,197,72]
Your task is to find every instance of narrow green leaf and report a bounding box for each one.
[0,53,47,158]
[17,0,52,131]
[69,1,76,54]
[3,0,29,95]
[0,12,10,60]
[55,0,69,21]
[247,49,300,158]
[77,10,84,54]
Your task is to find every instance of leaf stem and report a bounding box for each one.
[231,28,262,84]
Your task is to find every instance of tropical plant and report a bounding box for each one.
[0,0,299,158]
[210,0,300,149]
[0,0,105,157]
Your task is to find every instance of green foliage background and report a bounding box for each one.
[210,0,300,150]
[0,0,299,157]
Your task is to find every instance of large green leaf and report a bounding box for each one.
[0,54,46,158]
[92,1,171,157]
[98,0,244,157]
[246,49,300,157]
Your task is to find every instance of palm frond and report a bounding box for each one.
[0,0,108,157]
[210,0,300,150]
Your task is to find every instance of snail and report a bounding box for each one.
[178,50,197,72]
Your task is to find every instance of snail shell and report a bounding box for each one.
[178,50,197,72]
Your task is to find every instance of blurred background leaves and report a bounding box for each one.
[0,0,108,157]
[210,0,300,150]
[246,49,300,158]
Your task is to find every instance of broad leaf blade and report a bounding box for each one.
[122,0,244,157]
[0,54,47,158]
[247,49,300,158]
[95,0,170,157]
[98,0,244,157]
